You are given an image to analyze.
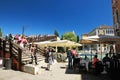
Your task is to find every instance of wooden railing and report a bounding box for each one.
[0,38,45,71]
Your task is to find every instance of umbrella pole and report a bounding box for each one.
[100,43,102,60]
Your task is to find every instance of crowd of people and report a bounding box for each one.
[66,45,120,78]
[5,34,28,48]
[66,47,78,69]
[88,52,120,79]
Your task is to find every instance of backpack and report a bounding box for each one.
[67,50,72,57]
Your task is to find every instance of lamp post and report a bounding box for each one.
[22,26,24,35]
[22,26,28,36]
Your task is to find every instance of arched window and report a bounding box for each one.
[116,9,119,23]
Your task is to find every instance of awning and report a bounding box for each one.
[36,40,82,47]
[80,35,120,44]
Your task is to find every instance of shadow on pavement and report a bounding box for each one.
[64,66,112,80]
[81,72,112,80]
[65,67,80,74]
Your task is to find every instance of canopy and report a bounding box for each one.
[35,40,82,47]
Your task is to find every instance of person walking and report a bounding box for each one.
[43,47,49,63]
[67,47,73,69]
[30,43,38,65]
[33,44,38,65]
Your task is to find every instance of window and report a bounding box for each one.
[116,10,119,23]
[106,29,108,34]
[98,30,99,34]
[117,32,120,36]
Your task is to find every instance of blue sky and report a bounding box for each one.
[0,0,113,38]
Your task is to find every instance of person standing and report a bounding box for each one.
[46,47,54,70]
[72,47,77,68]
[67,47,73,69]
[33,44,38,65]
[30,43,38,65]
[30,44,34,64]
[43,47,49,63]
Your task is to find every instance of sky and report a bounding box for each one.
[0,0,113,38]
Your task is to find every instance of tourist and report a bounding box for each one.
[33,44,38,65]
[84,55,89,71]
[72,47,77,68]
[46,47,54,70]
[30,43,35,64]
[92,55,99,68]
[8,33,13,41]
[93,54,103,75]
[43,47,49,63]
[19,35,27,48]
[103,53,110,63]
[67,47,73,69]
[102,53,110,68]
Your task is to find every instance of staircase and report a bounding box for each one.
[22,49,45,65]
[0,38,45,71]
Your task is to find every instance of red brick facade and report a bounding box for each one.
[112,0,120,53]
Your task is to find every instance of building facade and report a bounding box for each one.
[88,26,114,36]
[112,0,120,53]
[81,25,115,55]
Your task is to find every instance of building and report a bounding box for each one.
[88,25,114,36]
[27,34,57,42]
[112,0,120,53]
[80,25,115,55]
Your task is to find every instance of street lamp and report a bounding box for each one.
[22,26,28,35]
[22,26,24,35]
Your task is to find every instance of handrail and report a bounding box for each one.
[0,38,23,71]
[0,37,45,71]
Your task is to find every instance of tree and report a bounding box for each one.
[62,32,77,42]
[61,35,63,40]
[0,28,2,37]
[54,30,59,37]
[77,35,79,42]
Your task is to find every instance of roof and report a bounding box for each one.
[98,25,113,29]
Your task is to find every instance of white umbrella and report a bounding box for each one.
[47,40,82,47]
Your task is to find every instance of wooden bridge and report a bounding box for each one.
[0,38,45,71]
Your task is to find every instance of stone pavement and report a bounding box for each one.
[0,60,111,80]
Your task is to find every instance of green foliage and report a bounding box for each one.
[0,28,2,37]
[54,30,59,37]
[62,32,77,42]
